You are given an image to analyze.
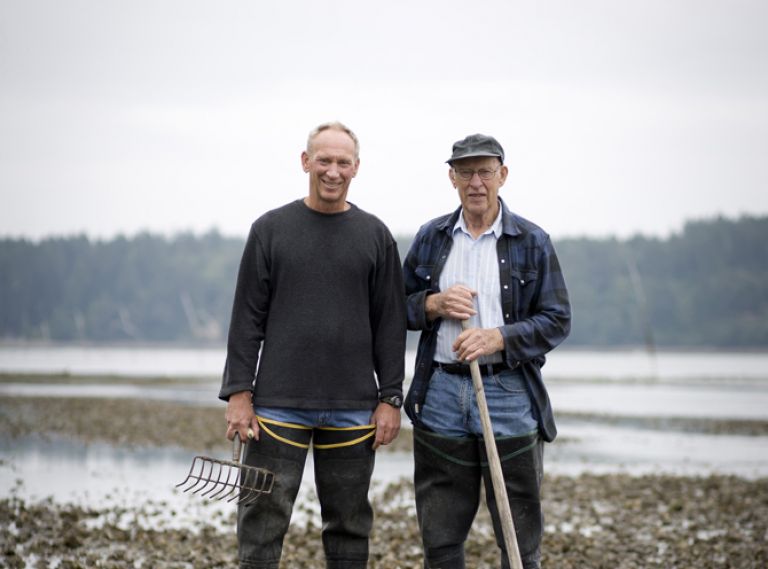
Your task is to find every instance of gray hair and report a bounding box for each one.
[306,121,360,159]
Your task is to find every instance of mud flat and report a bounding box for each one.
[3,473,767,568]
[2,393,768,567]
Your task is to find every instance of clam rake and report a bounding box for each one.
[176,433,275,505]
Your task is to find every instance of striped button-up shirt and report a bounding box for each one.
[435,205,504,364]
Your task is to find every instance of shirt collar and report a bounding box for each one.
[453,200,504,238]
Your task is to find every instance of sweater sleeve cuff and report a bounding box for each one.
[218,383,254,402]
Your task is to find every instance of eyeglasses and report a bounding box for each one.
[453,167,500,181]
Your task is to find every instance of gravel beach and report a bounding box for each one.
[2,388,768,568]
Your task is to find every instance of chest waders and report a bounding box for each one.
[413,428,543,569]
[237,417,376,569]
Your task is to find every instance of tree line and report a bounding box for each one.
[1,215,766,348]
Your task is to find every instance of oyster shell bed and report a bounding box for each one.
[3,473,767,568]
[2,394,768,567]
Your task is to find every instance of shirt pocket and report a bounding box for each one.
[508,267,539,318]
[414,264,435,286]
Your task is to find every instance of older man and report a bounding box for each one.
[403,134,571,568]
[221,122,407,569]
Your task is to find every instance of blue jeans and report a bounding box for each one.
[253,406,374,428]
[421,367,538,437]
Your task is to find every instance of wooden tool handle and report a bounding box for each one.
[233,431,243,463]
[461,320,523,569]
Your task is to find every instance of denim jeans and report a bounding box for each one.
[421,367,538,437]
[253,406,374,428]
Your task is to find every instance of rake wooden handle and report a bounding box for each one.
[462,320,523,569]
[233,431,243,462]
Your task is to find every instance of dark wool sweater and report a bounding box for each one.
[219,199,406,409]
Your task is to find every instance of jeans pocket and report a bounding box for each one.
[493,370,527,394]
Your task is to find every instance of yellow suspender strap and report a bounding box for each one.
[255,416,376,450]
[256,416,311,449]
[313,429,376,450]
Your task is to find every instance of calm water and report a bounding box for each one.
[2,344,767,380]
[2,346,767,420]
[1,345,768,515]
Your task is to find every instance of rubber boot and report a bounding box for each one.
[312,425,377,569]
[480,433,543,569]
[413,427,483,569]
[237,423,312,569]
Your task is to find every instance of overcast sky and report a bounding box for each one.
[2,0,767,241]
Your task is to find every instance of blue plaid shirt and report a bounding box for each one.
[403,198,571,442]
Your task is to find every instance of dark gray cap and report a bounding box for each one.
[447,133,505,164]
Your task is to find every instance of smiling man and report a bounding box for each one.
[220,122,406,569]
[403,134,571,569]
[302,126,359,211]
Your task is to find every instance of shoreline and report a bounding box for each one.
[3,395,768,451]
[2,395,767,567]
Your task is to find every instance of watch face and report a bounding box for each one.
[383,395,402,408]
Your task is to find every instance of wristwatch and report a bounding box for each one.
[379,395,403,409]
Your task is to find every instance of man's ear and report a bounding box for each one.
[498,164,509,186]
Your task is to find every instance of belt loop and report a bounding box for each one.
[485,363,493,377]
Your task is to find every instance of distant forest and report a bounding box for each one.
[1,215,767,348]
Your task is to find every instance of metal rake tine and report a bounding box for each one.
[258,470,276,493]
[175,456,202,490]
[235,471,258,505]
[240,477,268,504]
[176,434,276,504]
[179,457,209,494]
[252,469,272,493]
[253,468,271,491]
[233,471,255,503]
[234,487,261,506]
[210,464,238,501]
[210,463,245,502]
[221,465,246,503]
[192,459,217,496]
[200,461,225,498]
[236,468,274,505]
[185,460,209,495]
[179,477,202,494]
[237,488,259,506]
